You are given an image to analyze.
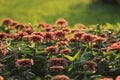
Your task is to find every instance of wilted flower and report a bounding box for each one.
[51,75,70,80]
[2,18,12,26]
[45,46,58,55]
[56,18,68,27]
[49,58,66,67]
[16,58,34,67]
[108,42,120,51]
[60,49,71,54]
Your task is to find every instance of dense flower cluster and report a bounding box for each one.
[0,18,120,80]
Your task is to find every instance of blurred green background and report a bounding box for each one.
[0,0,120,26]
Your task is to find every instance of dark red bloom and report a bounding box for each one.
[29,35,43,43]
[60,49,71,54]
[2,18,12,26]
[56,41,68,46]
[14,24,25,30]
[54,30,66,40]
[81,34,97,43]
[16,58,34,67]
[38,22,47,28]
[43,32,54,41]
[85,61,97,71]
[49,58,66,67]
[45,46,58,55]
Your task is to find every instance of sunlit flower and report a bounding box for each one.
[60,49,71,54]
[51,75,70,80]
[75,23,87,29]
[116,76,120,80]
[29,35,43,43]
[2,18,12,26]
[108,42,120,51]
[56,41,68,46]
[45,46,58,55]
[94,36,106,42]
[50,66,64,71]
[0,76,4,80]
[97,78,113,80]
[0,46,10,55]
[38,22,47,28]
[16,58,34,67]
[56,18,68,27]
[49,58,66,67]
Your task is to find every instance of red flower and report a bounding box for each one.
[9,21,19,29]
[51,75,70,80]
[94,36,106,42]
[85,61,97,71]
[50,66,64,72]
[60,49,71,54]
[14,24,25,30]
[16,59,34,67]
[74,31,85,39]
[43,32,54,41]
[29,35,43,43]
[56,18,68,27]
[0,63,4,70]
[56,41,68,46]
[38,22,47,28]
[116,76,120,80]
[108,42,120,51]
[45,46,58,55]
[54,30,66,40]
[49,58,66,67]
[9,34,20,40]
[81,34,97,43]
[0,33,9,40]
[2,18,12,26]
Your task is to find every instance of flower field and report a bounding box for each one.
[0,18,120,80]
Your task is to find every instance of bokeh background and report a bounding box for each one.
[0,0,120,26]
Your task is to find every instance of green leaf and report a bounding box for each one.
[63,54,74,61]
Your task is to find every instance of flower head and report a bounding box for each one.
[108,41,120,51]
[2,18,12,26]
[51,75,70,80]
[45,46,58,55]
[16,58,34,67]
[56,18,68,27]
[0,76,4,80]
[60,49,71,55]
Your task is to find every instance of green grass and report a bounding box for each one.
[0,0,120,26]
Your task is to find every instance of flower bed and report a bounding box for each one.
[0,18,120,80]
